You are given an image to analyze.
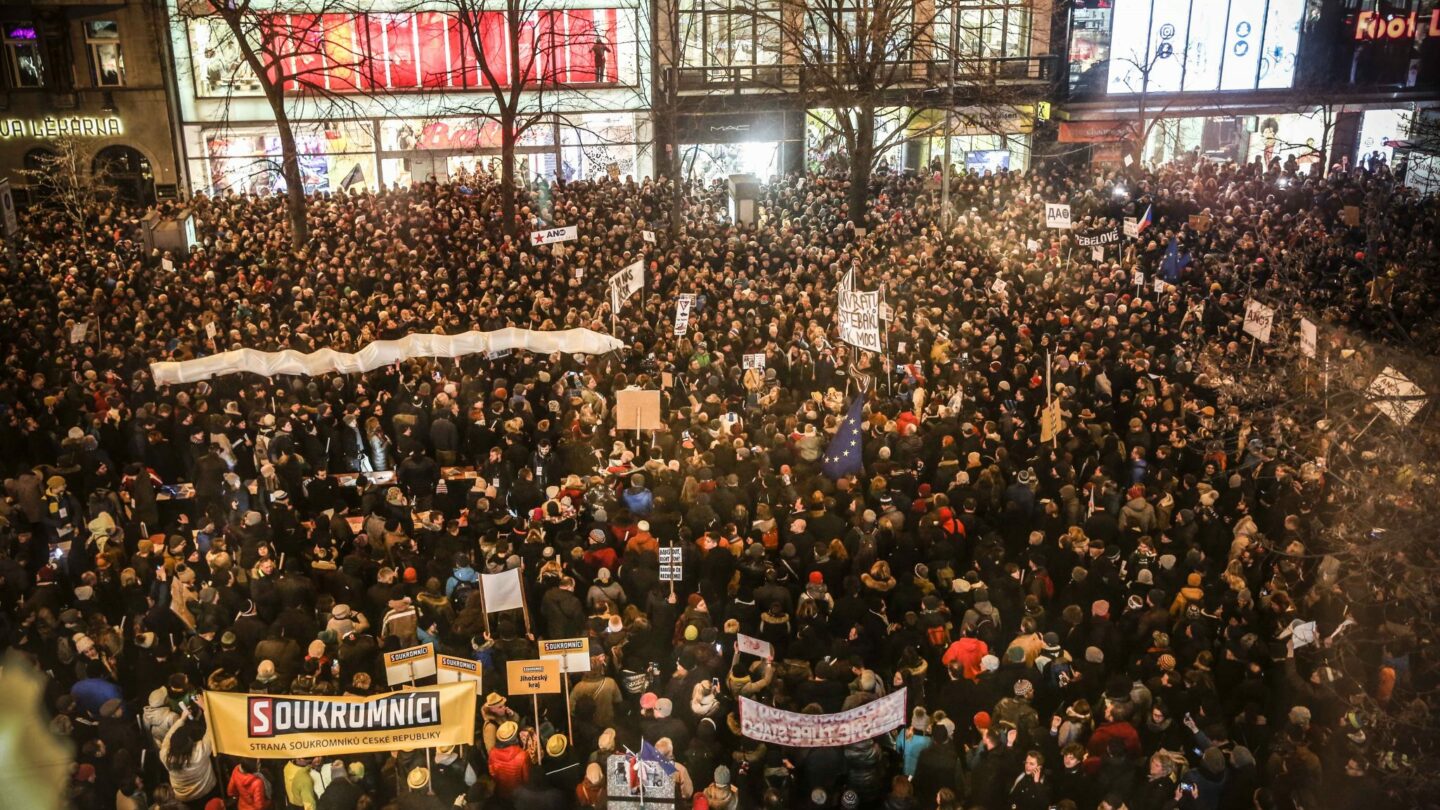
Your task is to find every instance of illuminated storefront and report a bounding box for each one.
[1067,0,1308,98]
[169,1,652,194]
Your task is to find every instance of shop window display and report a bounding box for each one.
[186,8,632,98]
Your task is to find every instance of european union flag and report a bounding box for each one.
[1160,236,1192,282]
[821,396,867,479]
[639,739,676,777]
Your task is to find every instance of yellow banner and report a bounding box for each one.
[203,683,476,759]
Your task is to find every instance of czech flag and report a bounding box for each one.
[1137,205,1153,234]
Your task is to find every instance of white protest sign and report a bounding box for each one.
[1092,246,1105,262]
[659,546,683,581]
[480,567,525,613]
[743,353,766,370]
[1366,366,1427,426]
[205,321,218,340]
[1045,203,1072,229]
[1124,153,1135,167]
[435,654,483,693]
[1123,217,1140,238]
[1299,318,1317,359]
[642,230,656,244]
[739,689,907,747]
[608,260,645,313]
[736,634,773,659]
[1132,269,1144,288]
[1290,621,1319,648]
[383,642,437,686]
[69,323,88,344]
[1026,239,1040,252]
[162,257,175,272]
[837,287,882,353]
[880,301,893,322]
[674,294,694,336]
[1243,299,1275,344]
[531,225,578,246]
[539,637,592,673]
[990,278,1009,297]
[1153,277,1165,294]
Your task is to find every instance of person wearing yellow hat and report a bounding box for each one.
[487,721,531,797]
[544,733,584,794]
[405,766,430,792]
[482,694,518,752]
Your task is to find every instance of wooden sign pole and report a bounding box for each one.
[533,693,544,764]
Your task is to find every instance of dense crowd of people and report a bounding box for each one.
[0,148,1436,810]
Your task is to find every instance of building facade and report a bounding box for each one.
[167,0,654,194]
[164,0,1060,193]
[0,0,183,205]
[1054,0,1440,189]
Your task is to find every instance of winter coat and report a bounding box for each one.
[488,742,532,796]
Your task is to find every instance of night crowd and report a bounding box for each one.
[0,147,1436,810]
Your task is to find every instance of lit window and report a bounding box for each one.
[86,20,125,87]
[4,23,44,88]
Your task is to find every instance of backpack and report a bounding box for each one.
[926,622,950,648]
[451,579,478,612]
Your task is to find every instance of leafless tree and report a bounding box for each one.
[416,0,633,235]
[173,0,380,247]
[738,0,1038,224]
[19,136,115,232]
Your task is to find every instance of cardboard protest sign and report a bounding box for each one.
[531,225,578,246]
[539,638,592,673]
[615,389,663,431]
[1367,366,1427,426]
[204,684,476,758]
[739,689,907,747]
[736,634,773,659]
[1299,318,1317,359]
[481,568,525,613]
[506,658,562,695]
[1243,299,1275,344]
[383,642,437,686]
[1040,399,1064,444]
[1342,206,1360,227]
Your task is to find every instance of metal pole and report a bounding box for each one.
[940,6,957,230]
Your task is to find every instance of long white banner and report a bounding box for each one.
[738,689,906,748]
[150,328,624,384]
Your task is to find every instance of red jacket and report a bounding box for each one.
[227,766,272,810]
[488,742,532,796]
[942,637,989,681]
[1085,721,1141,773]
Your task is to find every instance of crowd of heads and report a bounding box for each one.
[0,148,1437,810]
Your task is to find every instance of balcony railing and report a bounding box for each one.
[676,54,1057,92]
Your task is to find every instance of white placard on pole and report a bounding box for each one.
[531,225,578,246]
[736,634,773,658]
[1044,203,1072,229]
[1299,318,1317,359]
